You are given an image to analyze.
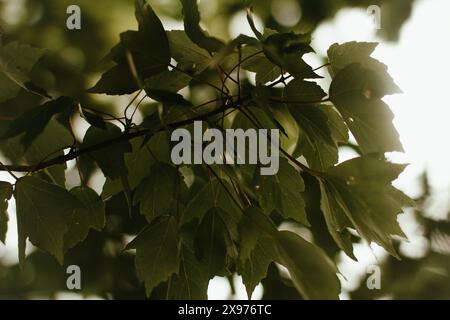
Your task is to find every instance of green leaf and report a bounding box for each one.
[238,208,278,298]
[0,42,46,102]
[262,33,319,79]
[14,176,82,265]
[135,0,170,58]
[320,156,413,258]
[180,0,224,53]
[64,186,106,251]
[134,162,183,223]
[81,109,107,130]
[0,181,13,244]
[90,0,170,95]
[88,64,139,95]
[102,136,160,199]
[238,207,268,263]
[330,64,403,154]
[169,244,209,299]
[328,41,378,76]
[255,158,309,225]
[82,123,132,180]
[318,180,355,260]
[316,104,349,143]
[241,237,278,299]
[2,97,76,149]
[181,179,242,226]
[231,105,277,132]
[275,230,341,299]
[240,46,282,85]
[126,216,180,296]
[146,89,191,107]
[4,119,72,187]
[285,79,326,102]
[194,207,234,278]
[145,68,191,93]
[238,207,339,299]
[290,105,338,171]
[250,86,287,134]
[263,33,313,62]
[167,30,211,75]
[209,34,259,68]
[119,29,168,77]
[327,41,401,96]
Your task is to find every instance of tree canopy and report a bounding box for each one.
[0,0,416,299]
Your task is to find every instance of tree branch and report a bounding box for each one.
[0,101,242,173]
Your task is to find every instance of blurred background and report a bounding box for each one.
[1,0,450,299]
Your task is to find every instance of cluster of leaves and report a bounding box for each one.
[351,175,450,300]
[0,0,413,299]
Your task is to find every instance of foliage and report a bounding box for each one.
[0,0,414,300]
[351,175,450,300]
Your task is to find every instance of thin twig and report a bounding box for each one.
[0,160,18,180]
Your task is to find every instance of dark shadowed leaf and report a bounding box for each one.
[262,33,319,79]
[134,162,183,223]
[88,64,139,95]
[180,0,225,53]
[89,0,170,95]
[126,216,180,296]
[2,97,76,149]
[241,237,277,299]
[82,123,132,180]
[81,109,107,129]
[64,186,106,251]
[182,179,242,226]
[255,158,309,225]
[0,181,13,244]
[169,244,209,299]
[238,208,278,298]
[14,176,82,265]
[194,207,234,278]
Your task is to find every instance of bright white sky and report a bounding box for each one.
[1,0,449,300]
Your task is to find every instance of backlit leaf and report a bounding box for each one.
[319,156,413,258]
[254,158,309,225]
